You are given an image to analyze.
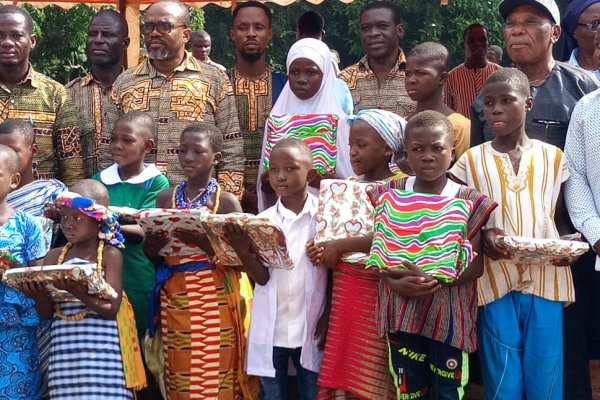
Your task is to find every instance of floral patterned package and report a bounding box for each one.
[3,263,118,301]
[0,250,23,275]
[497,236,590,264]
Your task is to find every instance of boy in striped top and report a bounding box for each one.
[449,68,575,399]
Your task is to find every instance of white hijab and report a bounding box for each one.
[257,38,352,211]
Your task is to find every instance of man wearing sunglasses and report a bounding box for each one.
[106,0,245,196]
[562,0,600,80]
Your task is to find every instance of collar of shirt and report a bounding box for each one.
[274,193,318,224]
[99,163,163,185]
[81,68,125,88]
[133,51,202,78]
[357,48,407,74]
[0,64,40,92]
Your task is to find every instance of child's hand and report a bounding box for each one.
[173,228,214,255]
[308,171,336,189]
[44,203,61,223]
[482,227,512,260]
[306,240,323,265]
[52,276,88,299]
[314,310,330,351]
[223,222,253,257]
[379,261,441,298]
[317,240,344,269]
[143,230,169,260]
[17,280,49,301]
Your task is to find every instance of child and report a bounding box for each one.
[0,144,47,399]
[0,119,66,217]
[92,111,169,339]
[258,38,353,211]
[143,123,258,400]
[405,42,471,158]
[449,68,573,399]
[225,138,327,399]
[308,109,405,399]
[380,110,496,399]
[23,180,144,398]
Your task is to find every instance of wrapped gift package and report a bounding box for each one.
[3,263,118,301]
[0,251,23,276]
[497,236,589,263]
[366,189,474,283]
[136,209,294,269]
[110,206,140,225]
[263,114,338,175]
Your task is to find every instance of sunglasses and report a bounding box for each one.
[141,21,186,35]
[577,20,600,32]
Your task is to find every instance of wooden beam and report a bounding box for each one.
[125,1,141,68]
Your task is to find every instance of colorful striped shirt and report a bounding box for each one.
[7,179,66,217]
[0,66,85,185]
[449,140,573,305]
[444,62,500,118]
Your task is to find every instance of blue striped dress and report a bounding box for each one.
[47,302,133,399]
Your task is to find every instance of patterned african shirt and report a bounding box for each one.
[228,66,287,214]
[105,52,245,195]
[66,72,117,176]
[0,66,85,185]
[339,49,415,118]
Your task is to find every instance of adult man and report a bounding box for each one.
[228,1,286,213]
[0,5,84,185]
[107,0,244,195]
[66,10,129,176]
[470,0,598,150]
[562,0,600,79]
[340,1,415,117]
[486,44,504,64]
[189,29,226,72]
[444,24,501,118]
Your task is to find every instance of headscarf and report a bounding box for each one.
[348,109,407,155]
[56,192,125,248]
[562,0,600,55]
[257,38,352,211]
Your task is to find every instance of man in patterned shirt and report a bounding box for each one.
[0,5,84,185]
[66,9,130,176]
[106,0,245,195]
[339,1,415,118]
[228,1,286,213]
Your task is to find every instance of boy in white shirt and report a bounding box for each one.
[225,138,328,399]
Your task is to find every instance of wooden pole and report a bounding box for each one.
[123,0,141,68]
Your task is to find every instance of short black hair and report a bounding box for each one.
[0,144,21,175]
[114,111,156,141]
[297,11,324,39]
[70,179,110,207]
[360,1,400,25]
[462,23,488,43]
[0,5,34,34]
[91,9,129,38]
[190,29,210,42]
[485,67,530,98]
[407,42,450,72]
[181,123,223,153]
[147,0,190,27]
[271,138,313,164]
[405,110,454,143]
[232,1,272,27]
[0,118,35,145]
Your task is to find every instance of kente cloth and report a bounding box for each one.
[263,114,338,174]
[0,65,84,185]
[366,189,474,283]
[116,292,148,390]
[105,53,245,196]
[444,62,501,118]
[376,177,496,353]
[317,261,396,400]
[66,71,120,176]
[339,50,416,118]
[227,67,287,214]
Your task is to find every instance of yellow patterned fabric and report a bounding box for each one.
[106,53,245,195]
[66,72,117,176]
[339,50,416,118]
[0,66,85,185]
[116,292,147,390]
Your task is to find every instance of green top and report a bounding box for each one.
[93,163,169,335]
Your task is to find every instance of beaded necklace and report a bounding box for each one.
[54,241,104,321]
[173,178,219,209]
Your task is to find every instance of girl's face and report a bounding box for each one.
[288,57,323,100]
[348,120,392,176]
[178,131,221,179]
[109,120,153,169]
[60,206,98,244]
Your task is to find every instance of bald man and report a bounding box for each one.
[66,9,130,176]
[106,0,244,194]
[189,29,226,71]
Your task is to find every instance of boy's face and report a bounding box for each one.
[109,121,153,169]
[482,81,532,137]
[178,131,221,179]
[405,56,446,101]
[0,158,20,201]
[349,120,392,176]
[0,134,35,175]
[404,125,454,182]
[268,146,314,199]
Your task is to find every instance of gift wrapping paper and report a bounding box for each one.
[497,235,589,263]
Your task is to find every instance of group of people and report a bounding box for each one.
[1,0,600,399]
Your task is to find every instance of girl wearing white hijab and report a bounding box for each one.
[257,38,352,211]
